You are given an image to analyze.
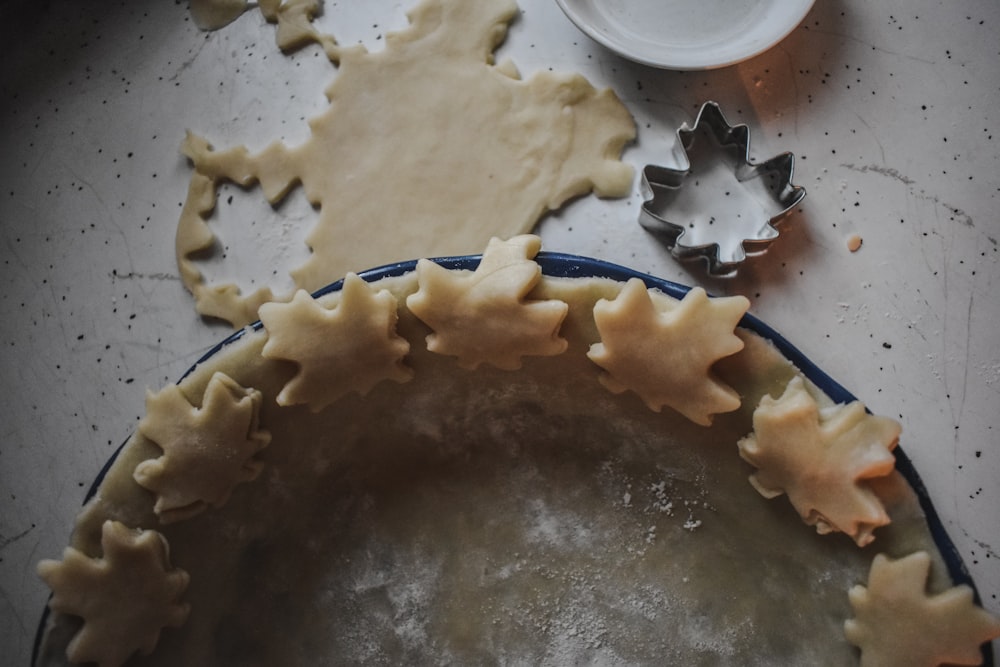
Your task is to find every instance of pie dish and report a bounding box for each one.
[553,0,816,70]
[34,238,997,666]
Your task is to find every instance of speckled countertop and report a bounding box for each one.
[1,0,997,663]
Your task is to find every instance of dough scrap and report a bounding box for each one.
[406,235,568,370]
[177,0,635,327]
[737,376,900,546]
[36,521,190,667]
[586,279,749,426]
[190,0,338,55]
[133,372,272,523]
[189,0,248,31]
[259,275,413,412]
[845,552,1000,667]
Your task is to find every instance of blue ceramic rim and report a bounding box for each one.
[34,251,992,665]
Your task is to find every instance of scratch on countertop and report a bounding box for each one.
[973,538,1000,562]
[62,162,112,221]
[0,525,36,552]
[840,162,915,185]
[0,583,30,637]
[110,270,181,282]
[958,291,975,428]
[167,32,212,83]
[943,291,976,447]
[840,162,975,228]
[941,202,974,227]
[799,26,938,65]
[851,116,887,164]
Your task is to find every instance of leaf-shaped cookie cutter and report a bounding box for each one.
[639,101,806,277]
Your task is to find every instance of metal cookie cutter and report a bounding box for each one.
[640,101,806,277]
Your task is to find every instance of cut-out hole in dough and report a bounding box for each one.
[194,182,315,298]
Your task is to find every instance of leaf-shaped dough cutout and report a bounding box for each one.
[259,275,413,411]
[587,278,748,426]
[406,235,569,370]
[845,552,1000,667]
[133,372,271,523]
[37,521,190,667]
[737,376,900,546]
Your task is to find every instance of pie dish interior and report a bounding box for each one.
[34,251,988,666]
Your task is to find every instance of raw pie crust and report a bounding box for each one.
[36,237,998,666]
[177,0,636,327]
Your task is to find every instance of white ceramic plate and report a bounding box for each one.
[553,0,816,70]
